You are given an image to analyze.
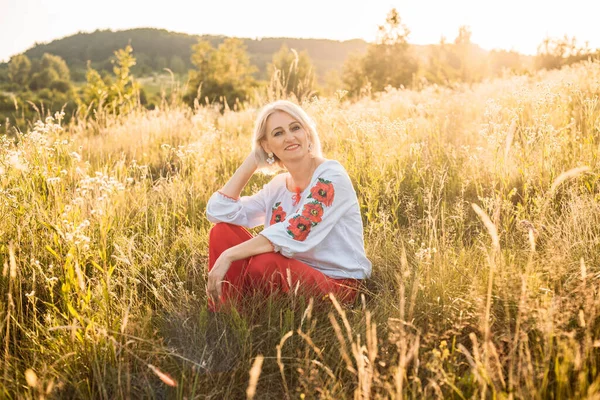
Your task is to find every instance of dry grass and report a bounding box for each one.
[1,60,600,399]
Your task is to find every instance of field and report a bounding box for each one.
[1,61,599,399]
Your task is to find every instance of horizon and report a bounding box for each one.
[0,25,593,64]
[2,0,599,62]
[0,26,536,64]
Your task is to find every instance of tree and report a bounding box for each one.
[82,45,139,114]
[367,8,417,90]
[534,35,595,70]
[28,53,71,91]
[342,8,417,96]
[185,38,257,109]
[40,53,70,80]
[423,37,460,85]
[8,54,32,86]
[111,45,139,110]
[267,44,316,101]
[423,26,488,85]
[342,52,369,97]
[29,68,59,91]
[83,62,108,106]
[452,26,487,82]
[189,40,214,93]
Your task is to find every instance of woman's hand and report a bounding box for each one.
[244,151,259,170]
[207,252,233,304]
[217,152,259,201]
[206,235,273,306]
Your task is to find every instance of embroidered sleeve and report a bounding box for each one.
[259,164,355,257]
[217,190,239,201]
[269,202,287,225]
[206,185,268,228]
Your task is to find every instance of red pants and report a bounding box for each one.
[208,223,360,310]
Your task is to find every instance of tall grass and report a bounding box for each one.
[1,60,599,398]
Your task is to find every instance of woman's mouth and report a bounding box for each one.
[285,144,301,151]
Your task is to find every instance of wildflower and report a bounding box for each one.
[8,152,28,172]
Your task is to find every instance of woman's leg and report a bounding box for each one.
[208,223,253,309]
[243,253,360,304]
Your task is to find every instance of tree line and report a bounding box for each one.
[1,9,598,132]
[10,28,367,82]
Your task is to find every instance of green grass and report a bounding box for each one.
[1,61,600,399]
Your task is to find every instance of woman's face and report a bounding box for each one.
[262,111,310,164]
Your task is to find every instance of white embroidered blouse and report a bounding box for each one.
[206,160,372,279]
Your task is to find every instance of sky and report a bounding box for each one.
[1,0,598,62]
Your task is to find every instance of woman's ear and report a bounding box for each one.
[260,141,270,154]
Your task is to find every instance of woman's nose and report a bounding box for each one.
[282,130,294,140]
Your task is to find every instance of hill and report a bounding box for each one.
[17,28,370,81]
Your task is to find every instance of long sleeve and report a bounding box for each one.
[206,185,268,229]
[260,163,355,258]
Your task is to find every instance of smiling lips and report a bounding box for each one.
[285,144,301,151]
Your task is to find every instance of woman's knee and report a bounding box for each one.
[209,222,237,238]
[209,223,252,247]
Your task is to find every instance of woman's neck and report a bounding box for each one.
[286,157,323,192]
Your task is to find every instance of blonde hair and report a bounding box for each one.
[252,100,323,172]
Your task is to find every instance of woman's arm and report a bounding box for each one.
[207,234,273,303]
[219,153,258,199]
[206,152,267,228]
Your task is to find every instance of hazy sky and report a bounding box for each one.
[1,0,598,62]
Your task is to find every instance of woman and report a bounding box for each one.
[206,100,371,309]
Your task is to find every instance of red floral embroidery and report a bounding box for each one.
[270,202,287,225]
[309,178,335,206]
[287,215,312,241]
[302,201,324,225]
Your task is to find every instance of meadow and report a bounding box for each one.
[1,60,599,399]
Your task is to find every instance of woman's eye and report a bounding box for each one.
[291,125,300,131]
[274,131,282,136]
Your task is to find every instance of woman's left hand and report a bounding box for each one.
[207,253,232,304]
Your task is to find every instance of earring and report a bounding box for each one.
[266,152,275,165]
[308,143,313,152]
